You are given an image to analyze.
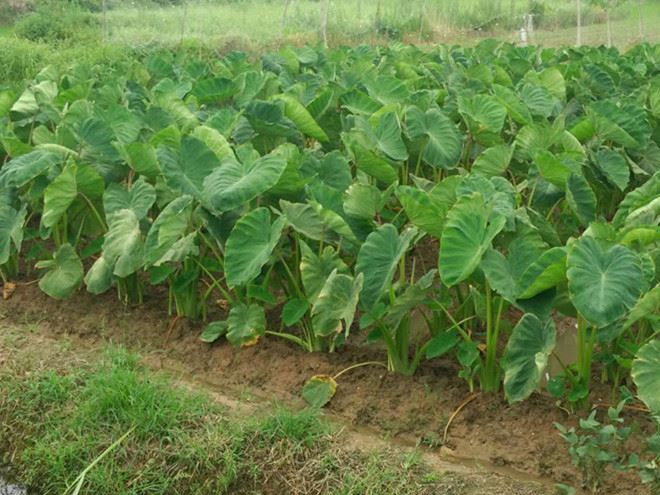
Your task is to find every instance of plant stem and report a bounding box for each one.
[482,282,500,392]
[332,361,387,380]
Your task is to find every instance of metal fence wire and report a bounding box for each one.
[97,0,660,49]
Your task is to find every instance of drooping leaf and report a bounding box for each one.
[0,204,27,265]
[372,112,408,162]
[200,321,229,343]
[41,163,78,230]
[355,225,417,309]
[503,314,556,403]
[278,94,328,142]
[0,150,60,188]
[36,244,83,299]
[632,339,660,419]
[103,209,144,278]
[300,243,347,304]
[224,208,285,288]
[624,284,660,330]
[516,247,567,299]
[566,173,597,226]
[311,270,363,337]
[84,255,114,295]
[302,375,337,408]
[191,125,235,161]
[144,195,194,266]
[226,303,266,347]
[594,149,629,191]
[282,298,310,326]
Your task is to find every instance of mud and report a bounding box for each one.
[0,284,653,494]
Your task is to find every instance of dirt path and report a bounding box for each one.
[0,284,650,494]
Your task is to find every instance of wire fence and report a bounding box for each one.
[98,0,660,49]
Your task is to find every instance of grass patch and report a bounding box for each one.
[0,345,447,494]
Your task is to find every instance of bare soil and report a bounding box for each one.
[0,284,652,494]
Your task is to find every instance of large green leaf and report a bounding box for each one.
[311,270,363,337]
[472,145,512,177]
[439,193,506,287]
[191,125,235,161]
[226,303,266,347]
[300,243,348,304]
[203,153,287,212]
[587,101,650,150]
[278,94,329,142]
[567,236,644,327]
[224,208,285,288]
[406,106,462,170]
[302,375,337,408]
[84,255,114,295]
[632,339,660,419]
[41,163,78,230]
[503,314,556,403]
[103,177,156,220]
[594,149,629,191]
[0,150,60,188]
[355,224,417,309]
[624,284,660,330]
[613,172,660,229]
[144,195,194,266]
[103,209,144,278]
[516,247,567,299]
[371,112,408,162]
[159,137,221,200]
[458,94,506,143]
[118,142,161,179]
[36,244,83,299]
[566,173,597,226]
[0,204,27,265]
[396,186,446,238]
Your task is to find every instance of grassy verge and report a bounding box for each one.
[0,341,448,495]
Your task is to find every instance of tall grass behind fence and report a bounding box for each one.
[8,0,660,48]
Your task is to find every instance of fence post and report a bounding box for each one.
[180,0,188,43]
[576,0,582,46]
[638,0,644,41]
[320,0,330,47]
[102,0,107,42]
[282,0,292,37]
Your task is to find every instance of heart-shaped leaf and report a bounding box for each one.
[632,339,660,419]
[37,244,83,299]
[356,224,417,309]
[200,320,229,343]
[503,314,556,403]
[226,302,266,347]
[439,193,506,287]
[159,137,222,200]
[302,375,337,408]
[103,209,144,278]
[203,153,287,213]
[311,270,363,337]
[567,236,644,327]
[0,204,27,265]
[224,208,285,288]
[103,176,156,220]
[144,195,194,266]
[406,106,462,170]
[41,163,77,230]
